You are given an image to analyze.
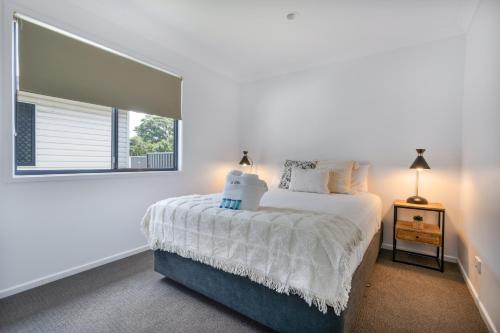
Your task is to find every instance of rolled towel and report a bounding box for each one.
[220,170,268,211]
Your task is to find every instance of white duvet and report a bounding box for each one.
[141,189,381,315]
[260,189,382,281]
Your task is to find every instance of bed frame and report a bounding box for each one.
[154,224,383,333]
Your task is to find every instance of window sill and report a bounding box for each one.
[6,169,183,183]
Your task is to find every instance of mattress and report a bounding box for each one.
[259,189,382,277]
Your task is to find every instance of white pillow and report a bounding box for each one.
[351,164,370,192]
[289,168,329,194]
[316,160,356,194]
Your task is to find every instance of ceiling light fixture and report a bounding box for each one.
[286,11,299,20]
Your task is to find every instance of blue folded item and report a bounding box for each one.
[219,198,242,210]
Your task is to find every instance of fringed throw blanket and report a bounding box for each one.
[141,194,363,315]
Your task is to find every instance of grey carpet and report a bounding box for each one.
[351,251,488,333]
[0,250,488,333]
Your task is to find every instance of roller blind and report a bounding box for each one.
[17,18,182,120]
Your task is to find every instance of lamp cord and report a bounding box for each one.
[415,170,420,197]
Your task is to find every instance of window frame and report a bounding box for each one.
[12,19,179,176]
[14,105,179,175]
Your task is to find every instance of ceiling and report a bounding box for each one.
[66,0,479,82]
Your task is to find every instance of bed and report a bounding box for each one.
[143,189,382,333]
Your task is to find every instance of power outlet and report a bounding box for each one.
[474,256,482,274]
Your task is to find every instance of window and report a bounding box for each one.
[14,93,178,175]
[121,111,178,170]
[13,16,181,175]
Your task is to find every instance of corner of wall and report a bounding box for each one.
[457,0,500,331]
[457,257,499,333]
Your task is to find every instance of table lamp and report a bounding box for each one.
[406,148,430,205]
[239,151,253,167]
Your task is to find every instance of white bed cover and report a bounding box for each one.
[260,189,382,276]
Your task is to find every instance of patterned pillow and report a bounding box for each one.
[278,160,317,189]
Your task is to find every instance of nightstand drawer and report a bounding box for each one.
[396,228,441,246]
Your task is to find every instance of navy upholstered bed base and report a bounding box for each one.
[154,225,382,333]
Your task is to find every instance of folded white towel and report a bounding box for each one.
[220,170,268,211]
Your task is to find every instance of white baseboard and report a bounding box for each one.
[381,242,457,262]
[0,245,149,299]
[457,259,498,333]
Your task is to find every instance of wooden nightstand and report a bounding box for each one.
[393,200,445,272]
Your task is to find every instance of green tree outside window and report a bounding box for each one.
[129,115,174,156]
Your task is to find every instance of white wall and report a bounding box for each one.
[460,0,500,331]
[240,37,465,259]
[0,0,240,296]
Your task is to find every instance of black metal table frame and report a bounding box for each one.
[392,204,445,272]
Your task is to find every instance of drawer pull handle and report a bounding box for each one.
[416,235,420,239]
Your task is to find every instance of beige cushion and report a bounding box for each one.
[351,164,370,192]
[316,160,356,194]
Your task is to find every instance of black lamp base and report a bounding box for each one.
[406,196,428,205]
